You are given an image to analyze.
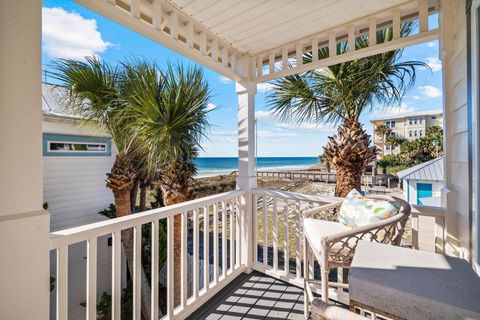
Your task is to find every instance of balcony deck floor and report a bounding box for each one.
[187,271,305,320]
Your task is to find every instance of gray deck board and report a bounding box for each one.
[187,271,305,320]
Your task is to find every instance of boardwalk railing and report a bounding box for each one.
[50,190,246,320]
[231,170,337,182]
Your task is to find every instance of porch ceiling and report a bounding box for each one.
[168,0,414,55]
[76,0,440,82]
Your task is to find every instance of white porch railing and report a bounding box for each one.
[251,189,342,289]
[50,189,446,319]
[50,190,246,320]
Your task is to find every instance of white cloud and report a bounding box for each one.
[257,82,275,93]
[425,57,442,72]
[370,102,414,119]
[426,41,437,48]
[258,130,297,138]
[206,103,217,111]
[217,76,232,84]
[419,85,442,98]
[412,95,421,100]
[42,7,111,60]
[211,130,236,136]
[254,110,335,132]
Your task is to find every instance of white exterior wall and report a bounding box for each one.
[43,117,116,319]
[441,0,471,259]
[404,179,443,205]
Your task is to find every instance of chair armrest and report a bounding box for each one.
[311,299,368,320]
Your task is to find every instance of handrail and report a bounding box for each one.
[50,189,246,249]
[252,188,342,203]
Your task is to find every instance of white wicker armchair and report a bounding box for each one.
[303,195,411,317]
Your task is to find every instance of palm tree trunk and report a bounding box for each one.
[334,166,363,197]
[140,183,148,212]
[163,189,188,307]
[130,179,139,213]
[113,189,152,320]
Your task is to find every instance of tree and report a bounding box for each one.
[385,134,405,153]
[375,124,392,154]
[52,57,153,319]
[267,23,426,196]
[120,61,211,306]
[399,126,443,164]
[318,151,331,172]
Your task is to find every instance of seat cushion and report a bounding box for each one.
[303,218,351,259]
[338,189,397,228]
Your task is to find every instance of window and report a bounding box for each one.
[414,118,418,124]
[419,130,423,137]
[409,119,413,125]
[419,118,423,124]
[414,130,418,137]
[409,131,413,137]
[43,133,112,157]
[390,132,396,137]
[391,121,396,128]
[431,116,437,120]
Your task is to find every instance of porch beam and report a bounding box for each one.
[253,0,440,83]
[75,0,246,81]
[255,29,439,83]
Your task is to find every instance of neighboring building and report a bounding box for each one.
[397,157,444,206]
[371,110,443,155]
[42,83,121,319]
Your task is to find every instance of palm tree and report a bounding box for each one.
[52,57,152,319]
[385,134,405,153]
[267,23,427,197]
[375,124,392,155]
[119,61,211,306]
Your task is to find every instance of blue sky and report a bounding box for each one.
[42,1,443,157]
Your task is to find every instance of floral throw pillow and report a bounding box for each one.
[338,189,397,228]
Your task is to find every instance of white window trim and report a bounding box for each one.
[47,140,108,154]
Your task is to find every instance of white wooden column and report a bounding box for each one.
[236,79,257,271]
[0,1,50,319]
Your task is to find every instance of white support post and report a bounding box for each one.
[236,71,257,271]
[328,30,336,57]
[419,0,429,33]
[312,36,319,61]
[392,8,401,40]
[348,24,356,52]
[282,47,289,70]
[369,17,377,46]
[186,21,194,48]
[296,43,303,66]
[152,0,162,30]
[0,1,50,319]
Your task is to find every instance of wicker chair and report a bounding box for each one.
[303,195,411,316]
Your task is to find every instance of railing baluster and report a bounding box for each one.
[263,196,267,267]
[112,232,121,320]
[56,246,68,320]
[181,212,187,308]
[222,201,227,277]
[392,9,401,40]
[151,221,159,320]
[167,216,174,318]
[87,238,97,320]
[229,200,234,273]
[253,194,258,264]
[329,30,336,57]
[193,209,199,299]
[213,203,219,285]
[273,197,278,270]
[235,196,240,269]
[284,203,289,275]
[133,226,142,320]
[203,206,210,290]
[295,202,301,279]
[368,17,377,46]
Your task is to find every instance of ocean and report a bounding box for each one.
[195,157,319,177]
